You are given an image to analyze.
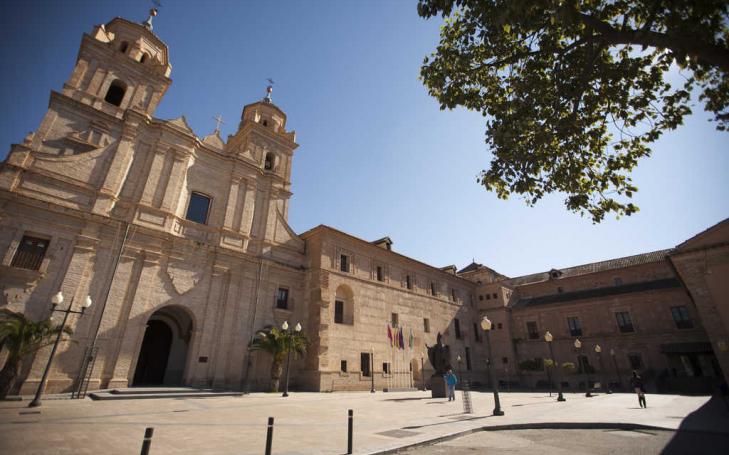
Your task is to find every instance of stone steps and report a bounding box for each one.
[89,387,243,400]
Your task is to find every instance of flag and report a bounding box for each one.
[409,328,414,349]
[399,327,404,349]
[387,324,393,347]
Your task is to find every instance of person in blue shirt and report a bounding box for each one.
[444,368,458,401]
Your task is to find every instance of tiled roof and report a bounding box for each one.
[512,278,682,308]
[457,262,482,274]
[507,249,674,286]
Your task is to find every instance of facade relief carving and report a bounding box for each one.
[165,258,206,295]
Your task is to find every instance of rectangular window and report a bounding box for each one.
[615,311,634,333]
[671,306,693,329]
[383,362,391,374]
[340,254,349,272]
[473,323,481,342]
[11,235,49,271]
[497,323,503,329]
[406,274,412,290]
[628,353,643,370]
[334,300,344,324]
[465,347,472,371]
[502,357,508,364]
[340,360,347,373]
[276,287,289,310]
[376,265,384,282]
[486,294,491,300]
[454,318,461,339]
[526,321,539,340]
[185,192,211,224]
[567,317,582,337]
[430,282,437,296]
[391,313,399,328]
[492,293,497,299]
[361,352,371,377]
[423,318,430,333]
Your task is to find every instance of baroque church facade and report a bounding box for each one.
[1,14,727,396]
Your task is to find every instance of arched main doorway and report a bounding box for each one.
[133,306,193,386]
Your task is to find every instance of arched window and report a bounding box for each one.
[104,79,127,107]
[119,41,129,53]
[262,119,268,127]
[264,152,275,171]
[139,53,149,64]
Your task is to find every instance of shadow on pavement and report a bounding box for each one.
[384,397,436,402]
[402,415,491,430]
[660,395,729,455]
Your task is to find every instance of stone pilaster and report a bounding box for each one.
[223,177,241,230]
[139,148,166,206]
[240,179,257,236]
[160,149,190,213]
[108,251,162,387]
[92,119,140,215]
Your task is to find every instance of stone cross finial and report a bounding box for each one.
[213,114,225,134]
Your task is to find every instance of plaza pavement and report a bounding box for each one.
[0,390,726,454]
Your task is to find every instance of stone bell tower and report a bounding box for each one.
[20,9,172,158]
[0,9,174,218]
[225,83,299,250]
[63,8,172,117]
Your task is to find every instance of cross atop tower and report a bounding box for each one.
[264,78,274,103]
[142,8,158,30]
[213,114,225,134]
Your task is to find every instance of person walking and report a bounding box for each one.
[630,370,647,408]
[444,368,458,401]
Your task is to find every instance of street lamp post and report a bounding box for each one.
[281,321,301,398]
[595,345,611,394]
[421,357,426,391]
[610,348,622,391]
[574,339,592,397]
[544,331,565,402]
[456,355,462,390]
[29,292,92,408]
[481,316,504,416]
[370,347,375,393]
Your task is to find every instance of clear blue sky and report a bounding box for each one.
[1,0,727,277]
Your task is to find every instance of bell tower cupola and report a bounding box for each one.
[62,8,172,118]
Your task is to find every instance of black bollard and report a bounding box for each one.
[140,427,154,455]
[347,409,353,454]
[265,417,274,455]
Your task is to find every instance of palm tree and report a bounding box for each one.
[249,325,307,392]
[0,309,73,399]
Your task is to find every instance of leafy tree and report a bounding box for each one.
[249,325,308,392]
[518,358,545,371]
[418,0,729,222]
[0,309,72,399]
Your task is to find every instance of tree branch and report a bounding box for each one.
[560,6,729,73]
